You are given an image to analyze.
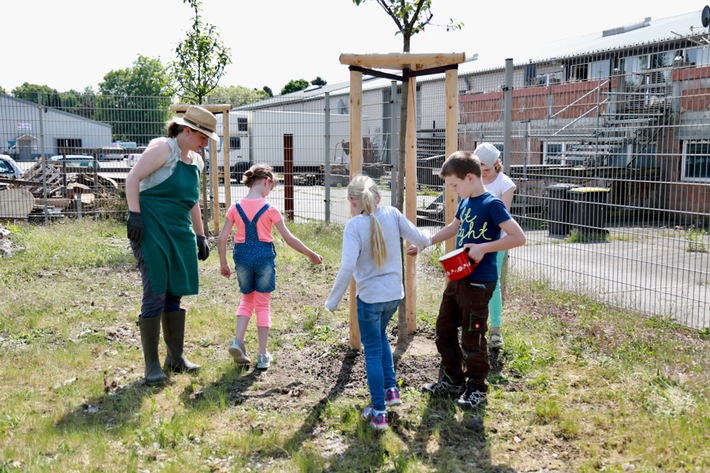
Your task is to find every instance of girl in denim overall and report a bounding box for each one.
[217,164,323,370]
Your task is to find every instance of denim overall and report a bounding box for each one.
[232,202,277,294]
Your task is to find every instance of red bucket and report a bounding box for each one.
[438,248,477,281]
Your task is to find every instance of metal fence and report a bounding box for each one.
[1,63,708,329]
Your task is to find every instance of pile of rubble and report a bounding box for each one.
[0,160,120,220]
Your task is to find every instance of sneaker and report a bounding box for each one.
[421,379,465,397]
[489,333,504,349]
[361,407,389,430]
[456,387,487,410]
[385,387,402,407]
[256,352,273,370]
[228,339,250,364]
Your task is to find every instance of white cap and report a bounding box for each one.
[473,143,500,167]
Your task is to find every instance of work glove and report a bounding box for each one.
[126,211,144,243]
[197,234,210,261]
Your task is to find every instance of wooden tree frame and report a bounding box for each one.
[339,52,465,349]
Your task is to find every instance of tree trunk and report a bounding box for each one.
[396,38,412,350]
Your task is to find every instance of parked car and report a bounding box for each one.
[0,154,23,179]
[49,155,100,169]
[50,154,92,162]
[98,145,126,160]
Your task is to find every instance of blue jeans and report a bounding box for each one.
[357,297,400,411]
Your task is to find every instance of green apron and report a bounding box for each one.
[139,160,200,296]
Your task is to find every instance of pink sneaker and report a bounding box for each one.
[361,407,389,430]
[385,387,402,406]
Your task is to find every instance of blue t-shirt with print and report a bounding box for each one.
[454,191,512,282]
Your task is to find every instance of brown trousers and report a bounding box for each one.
[435,278,497,391]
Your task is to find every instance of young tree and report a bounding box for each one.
[172,0,231,104]
[353,0,462,342]
[352,0,462,211]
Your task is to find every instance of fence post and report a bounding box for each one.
[284,134,294,222]
[324,93,331,223]
[37,95,48,223]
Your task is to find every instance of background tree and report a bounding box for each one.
[12,84,99,120]
[311,76,327,87]
[281,79,310,95]
[172,0,231,104]
[353,0,462,342]
[207,85,269,107]
[262,86,274,97]
[11,83,61,108]
[59,87,97,120]
[0,86,6,95]
[97,55,174,144]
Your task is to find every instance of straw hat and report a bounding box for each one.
[173,105,219,141]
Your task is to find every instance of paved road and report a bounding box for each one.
[509,228,709,330]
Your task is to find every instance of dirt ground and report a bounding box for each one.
[203,328,443,417]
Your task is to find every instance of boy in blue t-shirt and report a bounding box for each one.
[407,150,526,409]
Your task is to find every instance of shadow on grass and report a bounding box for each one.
[385,344,516,472]
[282,348,360,450]
[54,377,168,434]
[180,363,263,408]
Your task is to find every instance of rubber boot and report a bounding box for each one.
[137,316,169,386]
[162,310,200,372]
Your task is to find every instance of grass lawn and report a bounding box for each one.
[0,219,708,472]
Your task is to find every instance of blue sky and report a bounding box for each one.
[3,0,705,93]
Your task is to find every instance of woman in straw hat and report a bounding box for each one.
[125,105,218,386]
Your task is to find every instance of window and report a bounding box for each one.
[590,59,611,79]
[56,138,82,153]
[237,117,247,132]
[686,47,710,66]
[524,63,537,86]
[570,63,588,81]
[545,143,564,164]
[683,141,710,182]
[230,136,241,150]
[536,72,563,86]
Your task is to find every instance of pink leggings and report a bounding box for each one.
[236,291,272,327]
